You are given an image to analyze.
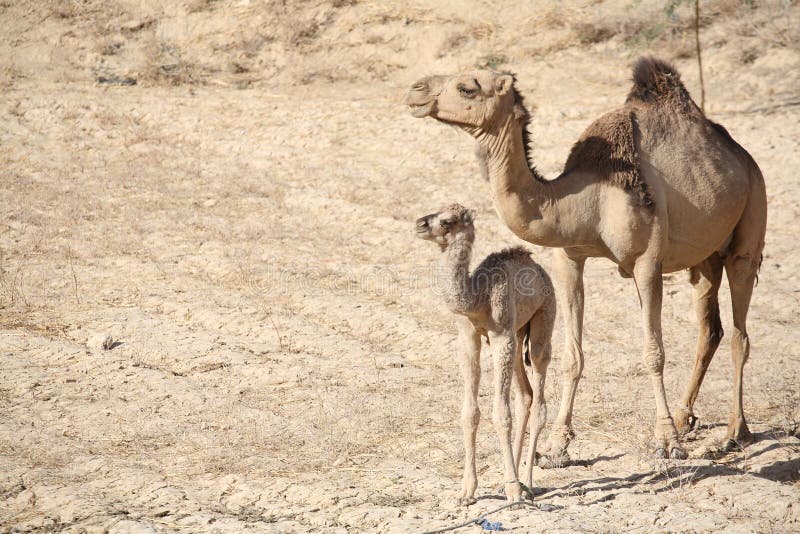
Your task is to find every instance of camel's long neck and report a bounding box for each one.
[438,231,478,314]
[476,115,597,248]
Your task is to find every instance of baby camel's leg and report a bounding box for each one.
[456,319,482,505]
[521,305,555,489]
[488,330,523,502]
[512,327,533,473]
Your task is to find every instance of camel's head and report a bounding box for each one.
[415,203,475,248]
[405,70,524,132]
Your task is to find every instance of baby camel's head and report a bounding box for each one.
[415,203,476,248]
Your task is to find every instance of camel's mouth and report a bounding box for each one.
[408,100,434,118]
[415,217,434,239]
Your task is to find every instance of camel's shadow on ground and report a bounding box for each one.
[477,428,799,506]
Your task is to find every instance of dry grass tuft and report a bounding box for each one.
[141,40,200,86]
[572,22,616,45]
[0,263,28,307]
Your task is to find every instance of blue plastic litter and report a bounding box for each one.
[476,518,504,531]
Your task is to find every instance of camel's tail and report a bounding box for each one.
[523,319,532,367]
[626,56,696,110]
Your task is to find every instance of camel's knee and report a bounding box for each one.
[643,342,665,375]
[461,405,480,429]
[560,341,583,377]
[530,401,547,432]
[561,356,583,382]
[492,403,512,431]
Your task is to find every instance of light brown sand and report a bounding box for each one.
[1,1,798,532]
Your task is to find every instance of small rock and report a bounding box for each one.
[15,489,36,508]
[87,333,114,350]
[201,198,217,208]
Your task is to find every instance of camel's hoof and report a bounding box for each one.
[520,482,536,501]
[688,415,698,431]
[504,481,524,502]
[654,446,686,460]
[455,490,478,506]
[674,410,699,435]
[722,434,753,452]
[538,452,570,469]
[457,495,476,507]
[725,425,754,451]
[670,446,688,460]
[722,439,741,452]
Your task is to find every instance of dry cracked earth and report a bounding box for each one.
[1,52,799,532]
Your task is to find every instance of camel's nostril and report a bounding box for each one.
[416,219,428,228]
[412,81,428,92]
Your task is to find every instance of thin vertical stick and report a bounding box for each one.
[67,243,80,304]
[695,0,705,112]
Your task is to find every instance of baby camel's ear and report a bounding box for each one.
[462,209,476,224]
[494,74,514,95]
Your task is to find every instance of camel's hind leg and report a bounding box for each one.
[722,171,766,450]
[512,327,532,475]
[674,254,724,434]
[488,331,524,502]
[722,250,761,449]
[521,304,555,490]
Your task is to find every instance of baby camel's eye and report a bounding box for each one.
[440,219,453,228]
[457,84,478,98]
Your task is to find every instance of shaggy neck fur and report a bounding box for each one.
[438,229,478,314]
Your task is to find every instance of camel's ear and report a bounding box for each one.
[462,209,476,224]
[494,74,514,95]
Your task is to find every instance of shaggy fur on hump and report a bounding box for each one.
[479,246,531,266]
[561,57,704,208]
[626,56,697,113]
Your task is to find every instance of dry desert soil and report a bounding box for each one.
[1,1,799,532]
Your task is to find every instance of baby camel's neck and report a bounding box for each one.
[438,231,478,314]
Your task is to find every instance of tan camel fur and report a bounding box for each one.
[415,204,556,504]
[406,58,767,463]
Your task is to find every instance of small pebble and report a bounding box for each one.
[87,333,114,350]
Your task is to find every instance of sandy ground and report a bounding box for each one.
[2,1,799,532]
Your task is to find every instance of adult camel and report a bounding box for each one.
[406,57,766,466]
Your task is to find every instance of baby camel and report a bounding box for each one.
[415,204,556,504]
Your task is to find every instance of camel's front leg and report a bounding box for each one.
[541,249,584,468]
[489,331,523,502]
[633,259,687,459]
[457,322,482,505]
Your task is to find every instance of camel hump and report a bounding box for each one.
[626,56,693,108]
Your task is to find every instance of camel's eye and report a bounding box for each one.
[458,84,477,98]
[440,219,453,229]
